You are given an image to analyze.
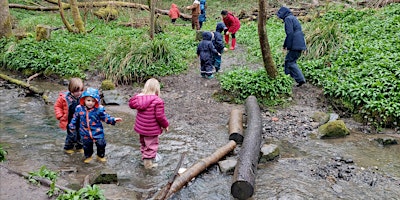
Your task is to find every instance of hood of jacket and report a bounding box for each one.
[202,31,212,41]
[277,6,292,19]
[79,87,100,108]
[216,22,227,33]
[131,94,159,111]
[171,3,177,9]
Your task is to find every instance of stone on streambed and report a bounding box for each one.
[318,120,350,139]
[98,184,138,200]
[89,168,118,185]
[374,137,398,146]
[218,159,237,174]
[259,144,280,163]
[102,90,126,105]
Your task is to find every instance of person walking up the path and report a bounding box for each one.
[277,6,307,87]
[186,0,200,30]
[199,0,206,29]
[213,22,226,72]
[197,31,220,79]
[168,3,180,24]
[221,10,241,50]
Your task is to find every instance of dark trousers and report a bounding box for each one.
[284,50,305,83]
[191,15,200,30]
[200,59,214,77]
[213,51,223,72]
[82,136,106,158]
[64,127,82,150]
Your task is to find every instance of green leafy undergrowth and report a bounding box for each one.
[28,165,60,197]
[0,144,7,162]
[218,67,293,106]
[56,185,106,200]
[301,4,400,128]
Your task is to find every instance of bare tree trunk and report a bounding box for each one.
[149,0,155,39]
[58,0,75,32]
[0,0,12,38]
[258,0,277,78]
[231,96,262,200]
[69,0,85,33]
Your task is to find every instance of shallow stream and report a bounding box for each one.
[1,80,399,199]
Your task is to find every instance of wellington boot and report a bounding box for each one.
[76,149,84,154]
[224,34,229,45]
[230,38,237,50]
[144,159,158,169]
[64,149,74,154]
[96,155,107,162]
[84,157,92,164]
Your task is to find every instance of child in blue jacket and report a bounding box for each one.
[69,88,122,163]
[213,22,227,72]
[197,31,220,79]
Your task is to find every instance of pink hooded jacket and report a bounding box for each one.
[129,94,169,136]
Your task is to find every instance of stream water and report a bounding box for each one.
[1,80,399,199]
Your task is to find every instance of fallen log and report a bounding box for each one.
[10,1,192,20]
[165,140,237,199]
[0,73,50,104]
[231,96,262,200]
[229,109,244,144]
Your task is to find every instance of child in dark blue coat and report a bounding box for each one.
[197,31,220,79]
[277,6,307,87]
[213,22,227,72]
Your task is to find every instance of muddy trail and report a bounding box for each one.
[1,44,400,199]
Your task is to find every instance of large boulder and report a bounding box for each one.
[318,120,350,139]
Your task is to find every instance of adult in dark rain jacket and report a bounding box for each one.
[277,6,306,87]
[197,31,220,79]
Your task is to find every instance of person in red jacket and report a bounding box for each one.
[54,78,84,154]
[221,10,241,50]
[168,3,180,24]
[129,78,169,169]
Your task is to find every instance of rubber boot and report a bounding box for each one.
[230,38,236,50]
[224,34,229,45]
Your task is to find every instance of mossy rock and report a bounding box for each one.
[311,111,330,125]
[318,120,350,139]
[101,80,115,90]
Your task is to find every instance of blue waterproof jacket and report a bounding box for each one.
[197,32,218,64]
[277,7,307,51]
[213,22,226,53]
[199,0,206,22]
[69,88,117,140]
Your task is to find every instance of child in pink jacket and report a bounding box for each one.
[168,3,180,24]
[129,78,169,169]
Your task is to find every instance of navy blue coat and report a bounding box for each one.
[213,22,226,53]
[197,32,218,65]
[277,7,307,51]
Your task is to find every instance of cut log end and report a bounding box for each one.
[231,180,254,200]
[229,133,244,144]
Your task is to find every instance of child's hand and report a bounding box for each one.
[115,118,122,122]
[164,127,169,133]
[225,31,230,35]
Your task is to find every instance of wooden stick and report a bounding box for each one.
[229,109,244,144]
[165,140,237,199]
[154,153,186,200]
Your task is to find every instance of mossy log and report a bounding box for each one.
[10,1,192,21]
[0,73,50,104]
[165,140,237,199]
[229,109,244,144]
[231,96,262,200]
